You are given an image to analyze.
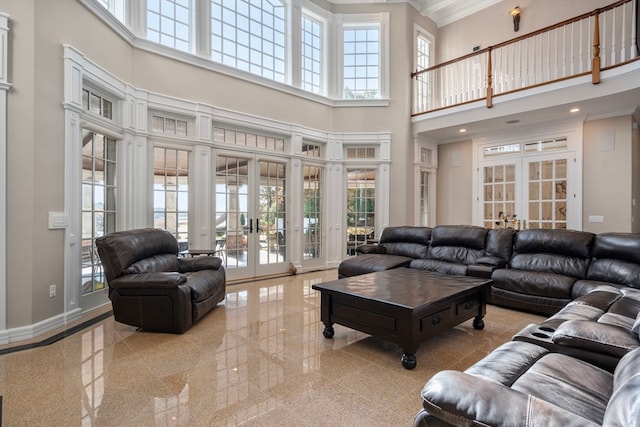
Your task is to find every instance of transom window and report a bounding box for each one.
[346,146,376,160]
[147,0,191,52]
[343,26,380,99]
[213,126,285,152]
[82,89,113,120]
[301,14,322,94]
[151,114,188,136]
[211,0,286,82]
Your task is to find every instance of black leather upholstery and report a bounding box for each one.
[490,228,596,315]
[96,228,226,333]
[415,340,640,427]
[338,226,431,278]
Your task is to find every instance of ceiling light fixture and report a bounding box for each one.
[459,128,467,133]
[510,6,521,32]
[570,108,580,113]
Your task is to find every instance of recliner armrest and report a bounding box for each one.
[421,370,597,427]
[178,256,223,272]
[475,255,507,267]
[109,272,187,289]
[552,320,640,358]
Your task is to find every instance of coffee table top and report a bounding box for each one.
[312,267,492,309]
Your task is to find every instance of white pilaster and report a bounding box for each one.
[0,12,11,338]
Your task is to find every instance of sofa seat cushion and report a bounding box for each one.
[338,254,412,278]
[511,352,613,424]
[492,268,576,299]
[185,270,226,303]
[408,259,467,276]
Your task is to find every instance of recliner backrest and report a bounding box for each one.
[96,228,179,282]
[509,229,595,278]
[587,233,640,288]
[485,228,516,264]
[426,225,488,265]
[378,226,432,259]
[602,346,640,426]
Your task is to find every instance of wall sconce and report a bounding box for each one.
[510,6,521,32]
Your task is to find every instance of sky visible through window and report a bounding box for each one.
[211,0,286,82]
[344,27,379,99]
[147,0,191,51]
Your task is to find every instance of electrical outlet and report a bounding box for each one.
[49,284,56,298]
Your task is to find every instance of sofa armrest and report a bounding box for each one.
[552,320,640,358]
[109,272,187,290]
[421,370,598,427]
[356,244,385,254]
[178,256,223,272]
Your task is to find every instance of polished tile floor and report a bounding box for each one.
[0,270,545,426]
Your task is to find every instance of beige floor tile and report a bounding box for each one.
[0,269,545,426]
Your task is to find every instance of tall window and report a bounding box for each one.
[211,0,286,82]
[303,165,322,260]
[81,131,116,295]
[416,31,430,70]
[301,14,322,94]
[147,0,191,52]
[97,0,125,23]
[153,147,190,248]
[343,26,379,99]
[346,168,375,255]
[420,171,430,226]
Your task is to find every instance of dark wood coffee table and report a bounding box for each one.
[312,268,492,369]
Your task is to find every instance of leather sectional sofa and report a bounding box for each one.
[414,284,640,426]
[337,224,640,426]
[339,225,640,317]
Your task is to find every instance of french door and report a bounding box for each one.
[215,153,289,281]
[478,149,577,230]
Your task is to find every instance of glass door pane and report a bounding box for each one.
[303,165,322,260]
[257,160,287,269]
[215,155,250,273]
[526,157,568,229]
[346,168,375,255]
[482,163,517,228]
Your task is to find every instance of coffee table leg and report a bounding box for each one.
[322,323,335,338]
[401,352,417,370]
[473,316,485,330]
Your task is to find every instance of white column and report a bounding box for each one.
[0,12,11,338]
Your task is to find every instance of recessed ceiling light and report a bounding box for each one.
[459,128,467,133]
[506,119,519,124]
[570,108,580,113]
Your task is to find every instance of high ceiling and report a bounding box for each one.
[327,0,503,27]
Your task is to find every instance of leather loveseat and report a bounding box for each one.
[96,228,226,333]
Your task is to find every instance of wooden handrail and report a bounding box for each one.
[411,0,637,116]
[411,0,632,79]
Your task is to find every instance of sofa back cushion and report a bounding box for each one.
[587,233,640,288]
[96,228,179,281]
[379,226,432,259]
[426,225,488,265]
[603,346,640,426]
[485,228,516,264]
[509,229,594,278]
[126,254,179,274]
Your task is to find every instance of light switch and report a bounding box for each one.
[588,215,604,223]
[48,212,68,229]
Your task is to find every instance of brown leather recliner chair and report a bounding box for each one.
[96,228,226,333]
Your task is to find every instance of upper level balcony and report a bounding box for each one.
[412,0,640,142]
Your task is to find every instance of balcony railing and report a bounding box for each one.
[412,0,639,116]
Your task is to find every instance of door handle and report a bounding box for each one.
[255,219,264,233]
